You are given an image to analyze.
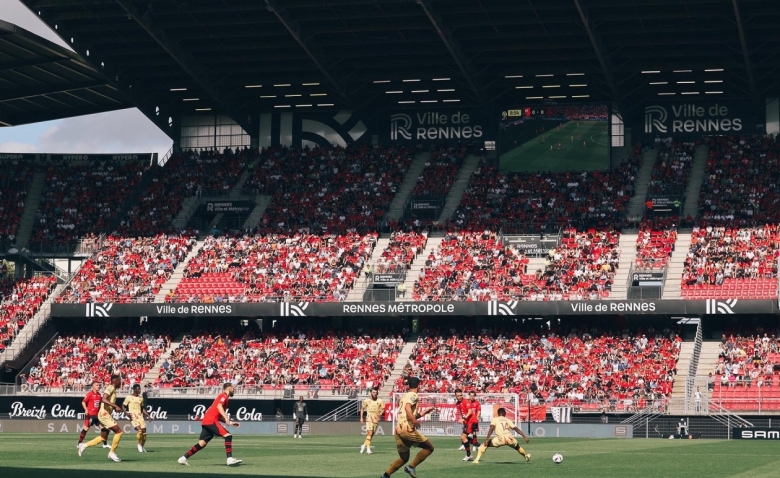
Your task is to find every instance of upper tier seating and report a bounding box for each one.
[24,332,170,391]
[681,225,779,299]
[635,222,677,270]
[157,330,402,395]
[119,148,251,235]
[410,146,467,199]
[30,158,149,249]
[711,333,780,411]
[450,148,640,232]
[171,233,376,302]
[0,159,34,247]
[397,327,680,409]
[646,138,696,197]
[57,234,196,303]
[698,135,780,226]
[0,275,57,352]
[248,144,412,234]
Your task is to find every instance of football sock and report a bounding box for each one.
[185,443,203,458]
[225,435,233,458]
[463,440,471,457]
[364,436,372,447]
[136,431,143,444]
[110,432,123,453]
[475,445,487,461]
[78,430,87,444]
[141,433,147,446]
[409,448,432,468]
[518,447,527,457]
[85,436,104,448]
[385,457,406,475]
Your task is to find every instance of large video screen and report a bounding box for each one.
[499,104,610,172]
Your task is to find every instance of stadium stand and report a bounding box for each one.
[449,150,640,232]
[118,148,251,235]
[156,329,403,395]
[0,158,34,248]
[646,137,696,198]
[635,220,677,270]
[398,326,680,409]
[0,275,57,352]
[409,145,467,199]
[698,135,780,226]
[30,158,149,250]
[23,331,170,392]
[680,225,779,299]
[375,230,428,274]
[57,234,196,303]
[171,232,376,302]
[253,144,413,234]
[711,333,780,410]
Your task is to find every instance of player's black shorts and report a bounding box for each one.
[199,423,229,442]
[296,417,305,426]
[462,422,479,435]
[84,415,101,428]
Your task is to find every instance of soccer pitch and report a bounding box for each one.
[1,434,778,478]
[500,121,609,172]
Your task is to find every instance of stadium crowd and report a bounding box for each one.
[0,159,34,248]
[646,137,696,197]
[410,146,467,199]
[398,326,680,409]
[0,275,57,352]
[57,234,196,303]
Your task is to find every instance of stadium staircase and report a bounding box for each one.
[397,237,444,302]
[139,337,182,386]
[346,236,390,301]
[696,341,721,411]
[241,195,273,230]
[0,282,66,366]
[438,154,482,224]
[525,256,547,275]
[609,232,638,300]
[682,144,709,218]
[626,148,658,219]
[378,338,418,403]
[153,239,207,302]
[661,231,691,299]
[668,342,700,414]
[13,170,47,248]
[385,152,431,222]
[172,197,199,230]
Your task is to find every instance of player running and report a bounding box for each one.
[178,383,243,467]
[458,391,481,461]
[473,407,530,464]
[78,375,124,462]
[360,387,384,454]
[77,381,108,450]
[123,384,152,453]
[380,377,434,478]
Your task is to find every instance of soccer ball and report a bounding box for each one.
[552,453,563,464]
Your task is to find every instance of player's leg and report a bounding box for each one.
[107,424,123,460]
[179,426,213,465]
[406,440,434,478]
[83,423,109,449]
[470,423,480,448]
[510,439,530,462]
[217,423,242,466]
[362,427,375,453]
[474,436,497,463]
[461,425,471,458]
[381,449,410,477]
[78,418,90,445]
[140,427,148,451]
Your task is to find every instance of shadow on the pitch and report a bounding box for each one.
[0,469,320,478]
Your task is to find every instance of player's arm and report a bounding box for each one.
[218,403,240,427]
[121,396,131,415]
[406,403,420,428]
[483,424,495,442]
[102,392,122,411]
[360,402,367,423]
[512,426,530,443]
[141,401,152,421]
[304,403,308,421]
[81,396,89,413]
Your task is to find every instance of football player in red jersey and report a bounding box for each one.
[178,383,243,467]
[460,391,481,461]
[455,389,473,460]
[77,381,108,449]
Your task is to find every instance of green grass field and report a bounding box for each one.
[1,434,779,478]
[500,121,609,172]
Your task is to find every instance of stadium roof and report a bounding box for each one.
[13,0,780,135]
[0,19,130,127]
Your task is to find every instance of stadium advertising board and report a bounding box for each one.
[51,153,154,161]
[387,109,487,143]
[632,102,755,139]
[410,200,441,211]
[372,273,404,284]
[204,201,253,213]
[50,299,778,318]
[504,235,559,256]
[0,153,42,161]
[632,272,665,287]
[732,428,780,440]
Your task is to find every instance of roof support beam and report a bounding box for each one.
[114,0,252,134]
[572,0,622,109]
[416,0,488,109]
[263,0,352,107]
[1,80,108,101]
[732,0,758,100]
